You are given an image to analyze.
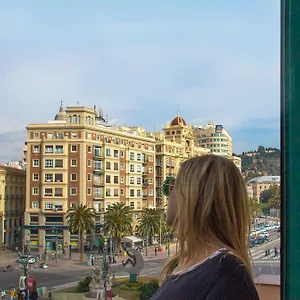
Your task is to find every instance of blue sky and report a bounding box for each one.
[0,1,280,162]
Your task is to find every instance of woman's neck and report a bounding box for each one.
[173,244,226,274]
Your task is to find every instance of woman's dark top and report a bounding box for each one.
[151,251,259,300]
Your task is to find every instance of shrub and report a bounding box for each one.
[75,276,92,293]
[139,280,159,300]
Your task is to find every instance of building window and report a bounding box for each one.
[130,152,134,160]
[55,174,63,182]
[32,188,39,195]
[71,173,77,181]
[106,148,111,156]
[130,164,134,172]
[87,174,92,181]
[33,160,39,167]
[57,132,63,139]
[71,145,77,152]
[130,177,135,184]
[70,188,77,195]
[130,189,134,197]
[55,188,63,197]
[120,151,124,157]
[44,203,53,210]
[32,202,39,209]
[120,176,124,183]
[136,165,142,173]
[106,162,111,170]
[44,188,53,196]
[55,159,63,168]
[148,166,153,173]
[149,178,153,184]
[137,190,141,197]
[45,146,53,153]
[114,150,119,158]
[106,175,111,183]
[106,189,111,197]
[47,133,53,139]
[33,174,39,181]
[44,174,53,182]
[87,133,91,139]
[87,159,92,167]
[114,176,118,184]
[114,163,118,170]
[114,188,119,197]
[120,163,124,170]
[137,153,141,161]
[33,146,39,153]
[55,145,63,154]
[148,155,153,162]
[87,188,91,195]
[130,202,134,209]
[71,132,77,138]
[137,177,142,185]
[34,132,39,139]
[71,159,77,167]
[120,189,124,196]
[87,146,92,153]
[71,202,77,208]
[148,189,153,196]
[44,159,53,168]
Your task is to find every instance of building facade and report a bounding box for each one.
[0,166,26,250]
[246,176,280,200]
[149,115,210,208]
[193,122,233,157]
[25,104,156,252]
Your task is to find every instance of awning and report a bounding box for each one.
[121,236,144,244]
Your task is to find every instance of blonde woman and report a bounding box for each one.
[151,155,259,299]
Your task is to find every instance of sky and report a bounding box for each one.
[0,1,280,163]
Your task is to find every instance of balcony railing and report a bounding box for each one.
[93,181,104,186]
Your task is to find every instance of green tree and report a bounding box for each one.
[248,198,262,222]
[103,203,132,253]
[268,184,281,209]
[260,189,272,203]
[67,204,97,261]
[137,208,161,245]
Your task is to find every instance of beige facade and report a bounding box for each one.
[0,166,26,250]
[25,104,156,252]
[247,176,280,200]
[193,122,232,157]
[148,114,210,207]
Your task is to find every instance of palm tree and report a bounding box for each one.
[137,208,161,246]
[66,204,97,261]
[248,198,262,223]
[102,203,133,253]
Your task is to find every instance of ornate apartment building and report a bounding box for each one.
[24,104,240,252]
[0,166,26,250]
[25,104,156,252]
[148,114,210,207]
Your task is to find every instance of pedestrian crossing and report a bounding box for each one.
[250,248,280,263]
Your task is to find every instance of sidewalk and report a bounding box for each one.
[0,244,177,271]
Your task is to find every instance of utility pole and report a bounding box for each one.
[55,228,58,264]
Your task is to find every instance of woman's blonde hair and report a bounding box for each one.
[161,154,252,279]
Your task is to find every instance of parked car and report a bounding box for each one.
[16,255,36,264]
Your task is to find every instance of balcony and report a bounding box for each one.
[93,180,104,186]
[93,168,104,174]
[93,195,104,200]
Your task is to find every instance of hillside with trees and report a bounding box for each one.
[237,146,280,181]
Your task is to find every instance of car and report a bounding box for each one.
[16,255,36,264]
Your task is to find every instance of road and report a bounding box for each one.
[0,236,280,290]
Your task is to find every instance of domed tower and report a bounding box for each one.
[55,101,66,121]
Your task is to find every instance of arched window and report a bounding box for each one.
[78,115,81,124]
[72,115,77,124]
[69,116,72,124]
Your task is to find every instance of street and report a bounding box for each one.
[0,236,280,291]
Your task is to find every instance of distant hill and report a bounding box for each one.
[235,146,280,182]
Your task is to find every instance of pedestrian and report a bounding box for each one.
[1,289,6,300]
[10,288,16,300]
[265,249,268,257]
[108,255,112,264]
